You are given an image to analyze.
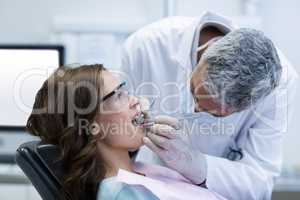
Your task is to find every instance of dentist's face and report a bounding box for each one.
[190,59,234,117]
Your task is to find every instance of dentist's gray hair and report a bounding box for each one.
[201,28,282,111]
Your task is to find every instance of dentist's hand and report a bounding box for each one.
[143,115,207,185]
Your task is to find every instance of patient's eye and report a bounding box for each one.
[117,91,122,98]
[116,90,129,103]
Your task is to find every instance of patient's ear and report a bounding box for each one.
[90,121,105,139]
[90,115,106,139]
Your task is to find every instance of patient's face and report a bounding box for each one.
[95,71,145,151]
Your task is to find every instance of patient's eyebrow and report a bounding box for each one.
[101,82,126,102]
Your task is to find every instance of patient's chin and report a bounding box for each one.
[128,129,145,148]
[132,140,143,149]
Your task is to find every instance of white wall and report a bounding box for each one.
[176,0,241,17]
[0,0,243,44]
[0,0,162,43]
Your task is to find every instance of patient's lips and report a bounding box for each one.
[132,112,146,126]
[132,112,155,128]
[132,97,156,127]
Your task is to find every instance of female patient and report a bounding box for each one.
[26,64,226,200]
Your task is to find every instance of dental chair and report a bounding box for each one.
[15,140,71,200]
[15,140,139,200]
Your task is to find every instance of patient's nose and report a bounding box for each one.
[129,95,140,110]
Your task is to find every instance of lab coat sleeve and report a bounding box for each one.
[204,53,299,200]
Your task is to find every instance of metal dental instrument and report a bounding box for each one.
[132,98,156,127]
[132,97,204,129]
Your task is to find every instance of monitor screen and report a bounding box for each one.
[0,45,64,128]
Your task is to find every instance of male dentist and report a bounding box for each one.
[121,12,298,199]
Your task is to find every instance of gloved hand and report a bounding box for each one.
[143,115,207,185]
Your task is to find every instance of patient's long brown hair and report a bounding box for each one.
[26,64,106,200]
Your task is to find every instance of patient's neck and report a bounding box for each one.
[98,143,133,178]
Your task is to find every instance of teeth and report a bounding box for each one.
[132,112,146,126]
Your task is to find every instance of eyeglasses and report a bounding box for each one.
[100,81,128,103]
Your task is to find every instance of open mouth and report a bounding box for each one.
[131,98,156,127]
[132,112,146,127]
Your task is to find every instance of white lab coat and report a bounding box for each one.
[120,11,299,200]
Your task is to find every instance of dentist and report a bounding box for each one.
[121,12,298,200]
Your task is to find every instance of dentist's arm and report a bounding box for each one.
[143,69,298,200]
[143,114,278,200]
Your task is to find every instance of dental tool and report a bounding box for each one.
[132,98,204,129]
[132,98,156,127]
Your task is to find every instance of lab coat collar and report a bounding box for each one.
[174,11,236,71]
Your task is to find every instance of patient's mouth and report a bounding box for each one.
[132,97,156,127]
[132,112,155,129]
[132,112,146,127]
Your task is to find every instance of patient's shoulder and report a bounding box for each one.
[97,176,159,200]
[97,177,122,199]
[116,184,159,200]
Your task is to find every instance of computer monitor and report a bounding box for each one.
[0,45,64,130]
